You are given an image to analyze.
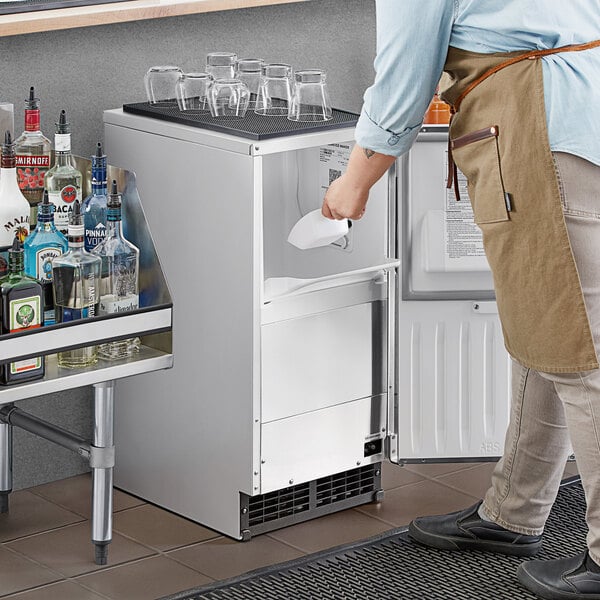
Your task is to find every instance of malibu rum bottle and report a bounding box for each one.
[45,110,82,235]
[24,191,68,326]
[93,180,140,360]
[0,237,44,385]
[14,87,52,230]
[0,131,31,276]
[52,200,101,368]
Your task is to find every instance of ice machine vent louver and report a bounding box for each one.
[240,464,382,540]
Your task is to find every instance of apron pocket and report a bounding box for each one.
[451,125,510,224]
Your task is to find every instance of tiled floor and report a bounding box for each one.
[0,460,580,599]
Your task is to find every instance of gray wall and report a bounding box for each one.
[1,0,376,490]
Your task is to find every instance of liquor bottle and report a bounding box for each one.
[0,131,31,276]
[52,200,101,368]
[93,180,140,360]
[0,237,44,385]
[45,110,82,235]
[14,87,52,230]
[23,190,68,326]
[82,143,108,252]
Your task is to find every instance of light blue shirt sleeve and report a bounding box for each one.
[355,0,456,157]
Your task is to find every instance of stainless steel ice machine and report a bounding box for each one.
[103,109,511,540]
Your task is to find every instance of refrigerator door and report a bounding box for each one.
[393,127,511,463]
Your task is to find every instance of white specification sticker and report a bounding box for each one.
[319,143,352,197]
[444,151,489,271]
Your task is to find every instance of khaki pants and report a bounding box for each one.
[481,152,600,564]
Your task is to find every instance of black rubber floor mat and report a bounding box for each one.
[162,477,586,600]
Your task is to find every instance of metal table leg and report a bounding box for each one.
[0,417,12,514]
[91,380,115,565]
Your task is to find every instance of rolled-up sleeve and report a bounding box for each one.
[355,0,456,156]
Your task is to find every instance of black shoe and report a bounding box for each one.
[408,501,543,556]
[518,552,600,599]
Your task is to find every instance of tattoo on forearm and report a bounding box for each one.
[364,148,376,159]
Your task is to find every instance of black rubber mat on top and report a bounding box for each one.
[122,102,359,140]
[162,477,586,600]
[0,0,130,15]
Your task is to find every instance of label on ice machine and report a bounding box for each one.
[444,151,489,271]
[319,143,352,197]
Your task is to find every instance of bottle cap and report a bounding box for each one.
[55,110,70,134]
[9,237,22,254]
[25,86,40,111]
[37,190,55,222]
[108,180,121,209]
[1,131,16,168]
[68,199,84,237]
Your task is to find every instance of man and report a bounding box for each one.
[322,1,600,598]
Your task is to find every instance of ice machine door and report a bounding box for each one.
[392,127,511,464]
[399,127,495,300]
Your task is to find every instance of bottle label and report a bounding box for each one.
[99,294,139,315]
[1,216,30,245]
[9,295,42,374]
[16,155,50,197]
[35,247,62,281]
[24,109,41,132]
[85,223,107,249]
[49,187,81,232]
[54,134,71,152]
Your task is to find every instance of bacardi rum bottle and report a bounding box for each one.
[52,200,101,368]
[14,87,52,230]
[24,190,68,326]
[0,131,31,276]
[93,180,140,360]
[45,110,82,235]
[82,143,108,252]
[0,237,44,385]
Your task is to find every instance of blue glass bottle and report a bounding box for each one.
[82,142,108,252]
[23,190,68,325]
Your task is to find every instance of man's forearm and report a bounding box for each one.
[345,144,397,192]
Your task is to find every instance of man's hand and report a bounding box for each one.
[322,173,369,220]
[321,144,396,221]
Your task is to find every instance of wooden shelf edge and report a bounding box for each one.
[0,0,307,37]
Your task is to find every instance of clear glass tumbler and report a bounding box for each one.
[235,58,264,109]
[288,69,333,122]
[176,72,213,112]
[144,66,183,106]
[206,52,238,80]
[208,79,250,118]
[255,64,293,116]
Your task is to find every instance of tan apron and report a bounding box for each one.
[440,41,600,373]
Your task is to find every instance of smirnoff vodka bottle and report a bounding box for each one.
[45,110,82,235]
[93,180,140,360]
[14,87,52,229]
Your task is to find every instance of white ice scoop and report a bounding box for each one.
[287,209,349,250]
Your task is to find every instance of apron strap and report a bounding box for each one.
[445,39,600,198]
[452,39,600,113]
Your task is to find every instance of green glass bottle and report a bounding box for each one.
[0,237,44,384]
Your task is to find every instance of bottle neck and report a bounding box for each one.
[0,167,22,195]
[54,133,72,156]
[91,159,107,195]
[36,208,56,229]
[8,253,23,275]
[24,109,41,133]
[68,223,84,248]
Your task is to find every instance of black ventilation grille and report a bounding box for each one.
[248,483,310,527]
[316,465,378,507]
[122,102,359,141]
[240,463,382,539]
